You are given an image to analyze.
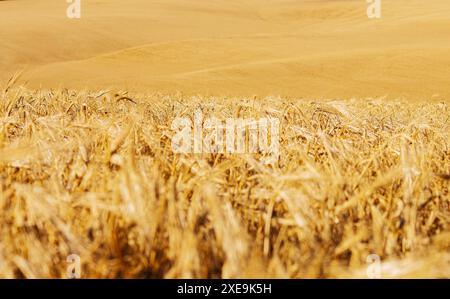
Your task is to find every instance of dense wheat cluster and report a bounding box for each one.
[0,80,449,278]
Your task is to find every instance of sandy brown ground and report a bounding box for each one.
[1,0,450,99]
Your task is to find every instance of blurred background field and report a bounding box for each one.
[1,0,450,99]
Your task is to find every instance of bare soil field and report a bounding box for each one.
[1,0,450,99]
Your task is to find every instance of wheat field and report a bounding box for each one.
[0,74,449,278]
[1,0,450,279]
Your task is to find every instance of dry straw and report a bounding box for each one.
[0,78,449,278]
